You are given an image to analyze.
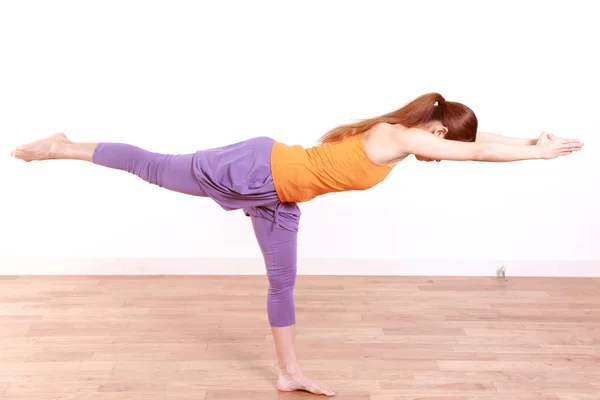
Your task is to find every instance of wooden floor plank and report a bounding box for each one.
[0,275,598,399]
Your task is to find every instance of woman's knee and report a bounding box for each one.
[266,263,297,295]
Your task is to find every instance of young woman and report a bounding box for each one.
[11,92,583,396]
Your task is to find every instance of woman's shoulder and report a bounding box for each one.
[359,123,407,166]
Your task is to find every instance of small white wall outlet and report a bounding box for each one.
[497,266,507,281]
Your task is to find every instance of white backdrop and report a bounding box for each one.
[1,0,598,275]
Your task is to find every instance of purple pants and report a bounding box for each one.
[92,136,300,327]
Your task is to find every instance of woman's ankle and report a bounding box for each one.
[50,140,68,158]
[279,363,301,375]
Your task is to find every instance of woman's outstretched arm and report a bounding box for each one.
[476,131,584,147]
[396,128,583,162]
[476,131,537,145]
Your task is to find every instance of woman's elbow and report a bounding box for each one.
[471,147,486,161]
[437,146,483,162]
[470,142,509,162]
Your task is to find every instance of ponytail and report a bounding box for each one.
[318,92,477,144]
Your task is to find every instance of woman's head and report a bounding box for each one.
[318,93,478,149]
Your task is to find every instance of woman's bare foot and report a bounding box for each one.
[277,370,335,396]
[11,133,71,162]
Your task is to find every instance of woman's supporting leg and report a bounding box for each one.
[12,133,207,197]
[250,214,335,397]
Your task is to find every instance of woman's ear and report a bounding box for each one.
[434,126,448,137]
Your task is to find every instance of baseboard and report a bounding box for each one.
[0,258,599,277]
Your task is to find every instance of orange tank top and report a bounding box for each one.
[270,134,393,203]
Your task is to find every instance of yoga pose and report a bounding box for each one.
[11,93,583,396]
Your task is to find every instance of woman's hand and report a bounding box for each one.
[536,131,584,159]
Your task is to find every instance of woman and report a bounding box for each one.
[11,93,583,396]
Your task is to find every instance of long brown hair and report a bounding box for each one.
[318,92,478,144]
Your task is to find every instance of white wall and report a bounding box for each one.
[1,0,599,275]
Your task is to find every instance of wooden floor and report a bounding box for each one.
[0,275,598,399]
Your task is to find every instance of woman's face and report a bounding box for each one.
[415,155,440,162]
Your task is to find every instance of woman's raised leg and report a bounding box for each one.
[12,133,95,162]
[11,133,207,196]
[250,214,335,397]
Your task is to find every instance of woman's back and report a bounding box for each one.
[270,129,394,203]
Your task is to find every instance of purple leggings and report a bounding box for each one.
[92,142,297,327]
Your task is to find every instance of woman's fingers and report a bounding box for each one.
[560,143,582,151]
[550,135,584,146]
